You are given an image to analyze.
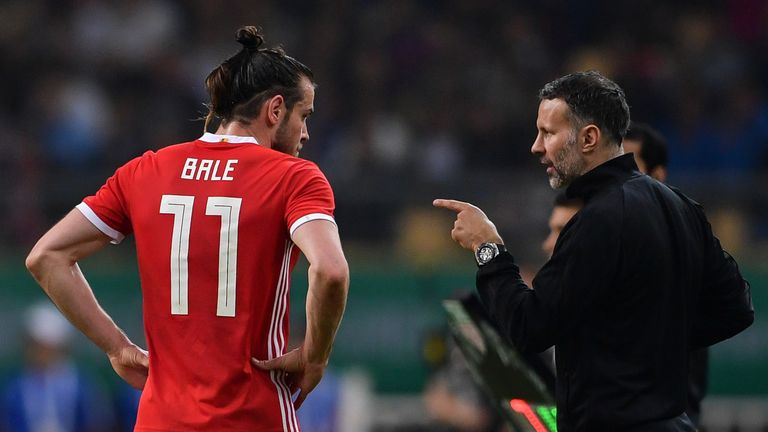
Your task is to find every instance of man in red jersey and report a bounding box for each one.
[26,26,349,432]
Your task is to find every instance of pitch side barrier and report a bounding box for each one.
[444,294,558,432]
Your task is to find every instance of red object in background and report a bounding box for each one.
[509,399,548,432]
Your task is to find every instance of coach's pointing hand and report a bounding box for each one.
[433,199,503,251]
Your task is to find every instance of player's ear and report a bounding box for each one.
[265,95,285,127]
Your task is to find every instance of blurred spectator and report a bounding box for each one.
[623,122,669,182]
[540,194,582,259]
[0,303,113,432]
[422,315,508,432]
[71,1,181,67]
[113,381,141,432]
[0,1,765,261]
[423,345,502,431]
[35,76,113,168]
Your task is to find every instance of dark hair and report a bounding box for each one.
[538,71,630,146]
[204,26,314,130]
[625,121,668,172]
[553,193,583,208]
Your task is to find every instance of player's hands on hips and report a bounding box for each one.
[252,346,325,410]
[433,199,503,251]
[108,343,149,390]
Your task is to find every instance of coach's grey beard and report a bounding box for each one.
[549,133,585,189]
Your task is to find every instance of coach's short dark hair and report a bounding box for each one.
[625,121,668,173]
[538,71,630,146]
[204,26,314,130]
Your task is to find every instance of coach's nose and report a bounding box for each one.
[531,133,544,157]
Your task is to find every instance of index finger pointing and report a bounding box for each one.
[433,199,469,212]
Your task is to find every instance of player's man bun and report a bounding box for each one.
[235,26,264,52]
[204,25,314,131]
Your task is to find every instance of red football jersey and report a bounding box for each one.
[77,133,335,431]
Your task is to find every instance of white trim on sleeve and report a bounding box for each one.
[289,213,336,237]
[75,202,126,244]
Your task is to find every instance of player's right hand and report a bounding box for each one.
[108,344,149,390]
[252,346,325,410]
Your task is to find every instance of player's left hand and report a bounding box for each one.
[252,346,325,410]
[433,198,503,251]
[108,343,149,390]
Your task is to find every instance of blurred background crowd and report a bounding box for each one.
[1,0,767,431]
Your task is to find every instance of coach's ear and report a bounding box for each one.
[580,124,600,154]
[264,95,285,127]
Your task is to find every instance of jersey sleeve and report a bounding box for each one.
[77,155,143,244]
[284,161,336,237]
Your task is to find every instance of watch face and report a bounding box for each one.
[478,246,496,263]
[476,243,501,265]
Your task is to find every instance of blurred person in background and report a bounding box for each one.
[541,194,583,259]
[25,26,349,432]
[435,71,753,431]
[422,313,508,432]
[624,122,668,183]
[113,380,142,432]
[0,302,112,432]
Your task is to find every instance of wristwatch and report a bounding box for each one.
[475,242,506,266]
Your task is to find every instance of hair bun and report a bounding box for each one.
[236,26,264,51]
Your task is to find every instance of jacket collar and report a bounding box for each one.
[566,153,640,200]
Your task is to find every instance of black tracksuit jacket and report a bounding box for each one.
[476,154,753,431]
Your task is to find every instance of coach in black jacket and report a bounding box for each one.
[434,71,753,431]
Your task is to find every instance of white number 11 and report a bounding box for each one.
[160,194,242,317]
